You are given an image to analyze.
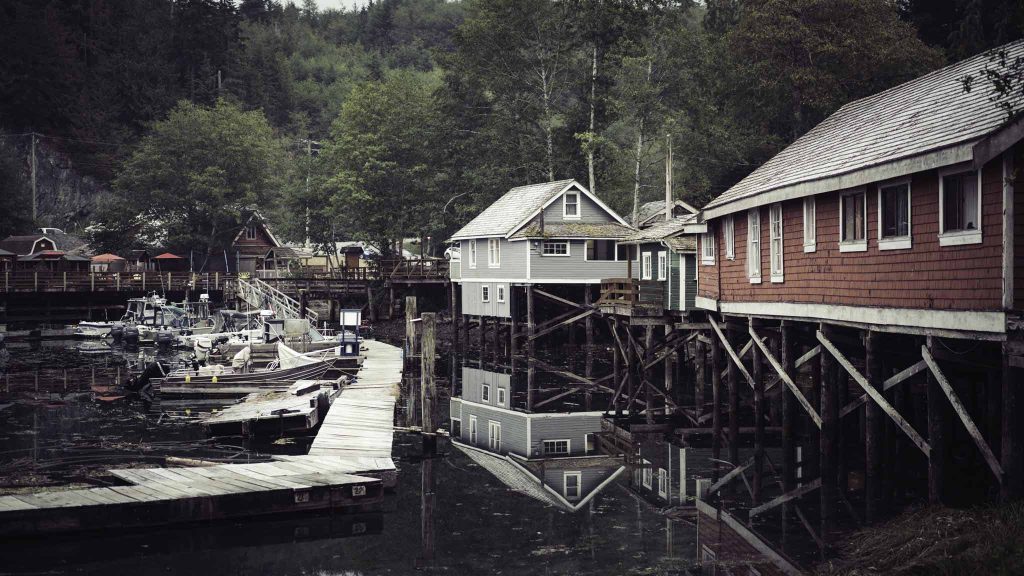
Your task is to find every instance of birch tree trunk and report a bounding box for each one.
[631,58,653,227]
[541,66,555,182]
[588,44,598,194]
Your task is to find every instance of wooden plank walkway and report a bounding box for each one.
[0,339,403,536]
[202,378,344,436]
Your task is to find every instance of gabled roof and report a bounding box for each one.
[450,180,630,241]
[704,39,1024,218]
[0,235,55,256]
[233,212,282,247]
[619,213,704,247]
[0,248,15,257]
[634,199,699,227]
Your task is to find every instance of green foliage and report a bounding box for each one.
[101,99,287,262]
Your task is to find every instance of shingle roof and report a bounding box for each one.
[634,200,699,226]
[620,213,699,244]
[450,180,577,240]
[510,222,635,240]
[705,40,1024,215]
[0,235,52,256]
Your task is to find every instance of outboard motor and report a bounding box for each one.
[109,322,125,341]
[125,361,168,392]
[194,336,212,363]
[155,329,174,349]
[124,325,140,347]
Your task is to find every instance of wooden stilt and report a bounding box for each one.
[478,315,486,353]
[421,312,437,453]
[526,285,536,412]
[819,323,838,540]
[664,322,675,415]
[865,330,882,522]
[751,319,764,506]
[727,322,740,468]
[612,320,622,414]
[644,326,654,423]
[510,285,518,356]
[695,338,706,417]
[1002,342,1021,501]
[927,338,946,504]
[711,333,723,479]
[780,322,796,494]
[585,285,594,349]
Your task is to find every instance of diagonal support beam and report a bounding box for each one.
[922,346,1004,482]
[534,288,592,311]
[817,330,930,458]
[707,457,755,495]
[709,317,755,390]
[839,359,927,419]
[529,309,596,341]
[749,478,822,518]
[534,386,582,409]
[750,326,822,429]
[719,338,756,380]
[765,345,821,393]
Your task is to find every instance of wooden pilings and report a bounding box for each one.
[421,312,436,454]
[864,330,882,521]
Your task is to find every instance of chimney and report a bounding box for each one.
[665,133,673,221]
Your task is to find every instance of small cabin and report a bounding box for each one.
[0,235,57,256]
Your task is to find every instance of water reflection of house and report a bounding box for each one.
[450,365,625,510]
[695,499,800,576]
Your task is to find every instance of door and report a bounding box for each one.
[488,421,501,452]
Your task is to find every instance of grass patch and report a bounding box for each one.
[817,503,1024,575]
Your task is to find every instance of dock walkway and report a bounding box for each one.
[0,338,403,536]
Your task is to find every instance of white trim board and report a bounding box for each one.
[703,142,975,219]
[712,300,1005,334]
[695,295,718,311]
[459,278,610,285]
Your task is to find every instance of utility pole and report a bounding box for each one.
[305,138,311,248]
[665,133,673,221]
[30,132,37,221]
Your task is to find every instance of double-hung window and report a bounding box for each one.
[641,252,653,280]
[878,180,912,250]
[481,384,490,402]
[803,197,816,252]
[246,225,258,240]
[468,240,477,268]
[642,460,653,489]
[747,208,761,283]
[496,285,505,303]
[657,251,667,281]
[939,168,982,246]
[497,387,506,406]
[469,415,478,444]
[724,215,735,260]
[839,190,867,252]
[701,231,715,265]
[541,240,569,256]
[658,468,668,499]
[481,284,490,303]
[769,203,783,282]
[487,238,500,267]
[563,192,580,219]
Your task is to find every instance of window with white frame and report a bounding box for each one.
[496,285,505,303]
[658,468,668,498]
[564,472,582,499]
[541,240,569,256]
[246,225,258,240]
[481,384,490,402]
[585,239,616,260]
[840,190,867,251]
[469,240,477,268]
[488,238,500,267]
[878,180,912,250]
[642,460,653,489]
[469,415,477,444]
[563,191,580,219]
[641,252,653,280]
[748,208,761,282]
[769,203,783,282]
[803,196,816,252]
[543,439,570,455]
[481,284,490,302]
[939,168,982,246]
[724,215,735,259]
[701,231,715,265]
[497,387,506,406]
[657,251,667,281]
[488,420,501,452]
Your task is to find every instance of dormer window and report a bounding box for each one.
[563,192,580,219]
[246,225,258,240]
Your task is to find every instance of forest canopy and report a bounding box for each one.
[0,0,1021,256]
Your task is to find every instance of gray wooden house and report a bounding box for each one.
[448,179,635,319]
[450,364,624,510]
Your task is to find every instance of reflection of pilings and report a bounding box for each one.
[419,456,435,565]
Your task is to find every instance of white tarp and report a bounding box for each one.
[278,342,319,369]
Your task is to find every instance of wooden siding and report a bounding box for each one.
[1014,145,1024,308]
[461,367,511,406]
[699,154,1008,313]
[541,190,613,224]
[458,238,528,281]
[529,239,635,281]
[451,399,529,457]
[528,413,603,457]
[460,281,511,318]
[540,467,617,499]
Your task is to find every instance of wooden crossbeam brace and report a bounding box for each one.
[641,378,679,409]
[922,346,1004,482]
[838,359,927,418]
[718,338,756,380]
[764,345,820,393]
[534,386,582,409]
[709,317,756,390]
[748,478,821,518]
[641,332,691,371]
[707,456,755,495]
[749,326,822,429]
[532,358,615,393]
[816,330,931,457]
[762,452,824,551]
[529,309,596,341]
[533,288,592,311]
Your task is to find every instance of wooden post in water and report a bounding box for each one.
[1002,342,1021,501]
[526,284,536,411]
[751,319,764,506]
[865,330,882,521]
[612,320,622,414]
[695,338,706,417]
[664,322,674,414]
[421,312,437,454]
[819,323,838,540]
[509,285,518,356]
[727,321,740,469]
[299,290,308,319]
[644,326,654,424]
[780,322,796,494]
[366,284,377,322]
[405,296,418,359]
[585,285,594,349]
[926,337,946,504]
[711,333,722,479]
[478,315,487,354]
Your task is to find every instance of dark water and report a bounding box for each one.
[0,337,699,575]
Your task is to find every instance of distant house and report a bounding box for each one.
[450,364,624,510]
[615,213,706,314]
[449,179,636,318]
[90,253,126,273]
[197,212,283,273]
[633,199,699,229]
[0,234,88,272]
[0,249,14,271]
[0,234,58,256]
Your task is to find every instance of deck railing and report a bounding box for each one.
[1,271,230,293]
[597,278,664,312]
[379,258,449,280]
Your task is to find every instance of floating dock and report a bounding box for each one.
[202,378,345,437]
[0,338,403,536]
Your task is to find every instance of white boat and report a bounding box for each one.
[73,321,115,338]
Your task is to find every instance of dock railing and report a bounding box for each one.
[597,278,664,315]
[2,271,230,293]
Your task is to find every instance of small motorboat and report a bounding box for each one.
[72,321,116,339]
